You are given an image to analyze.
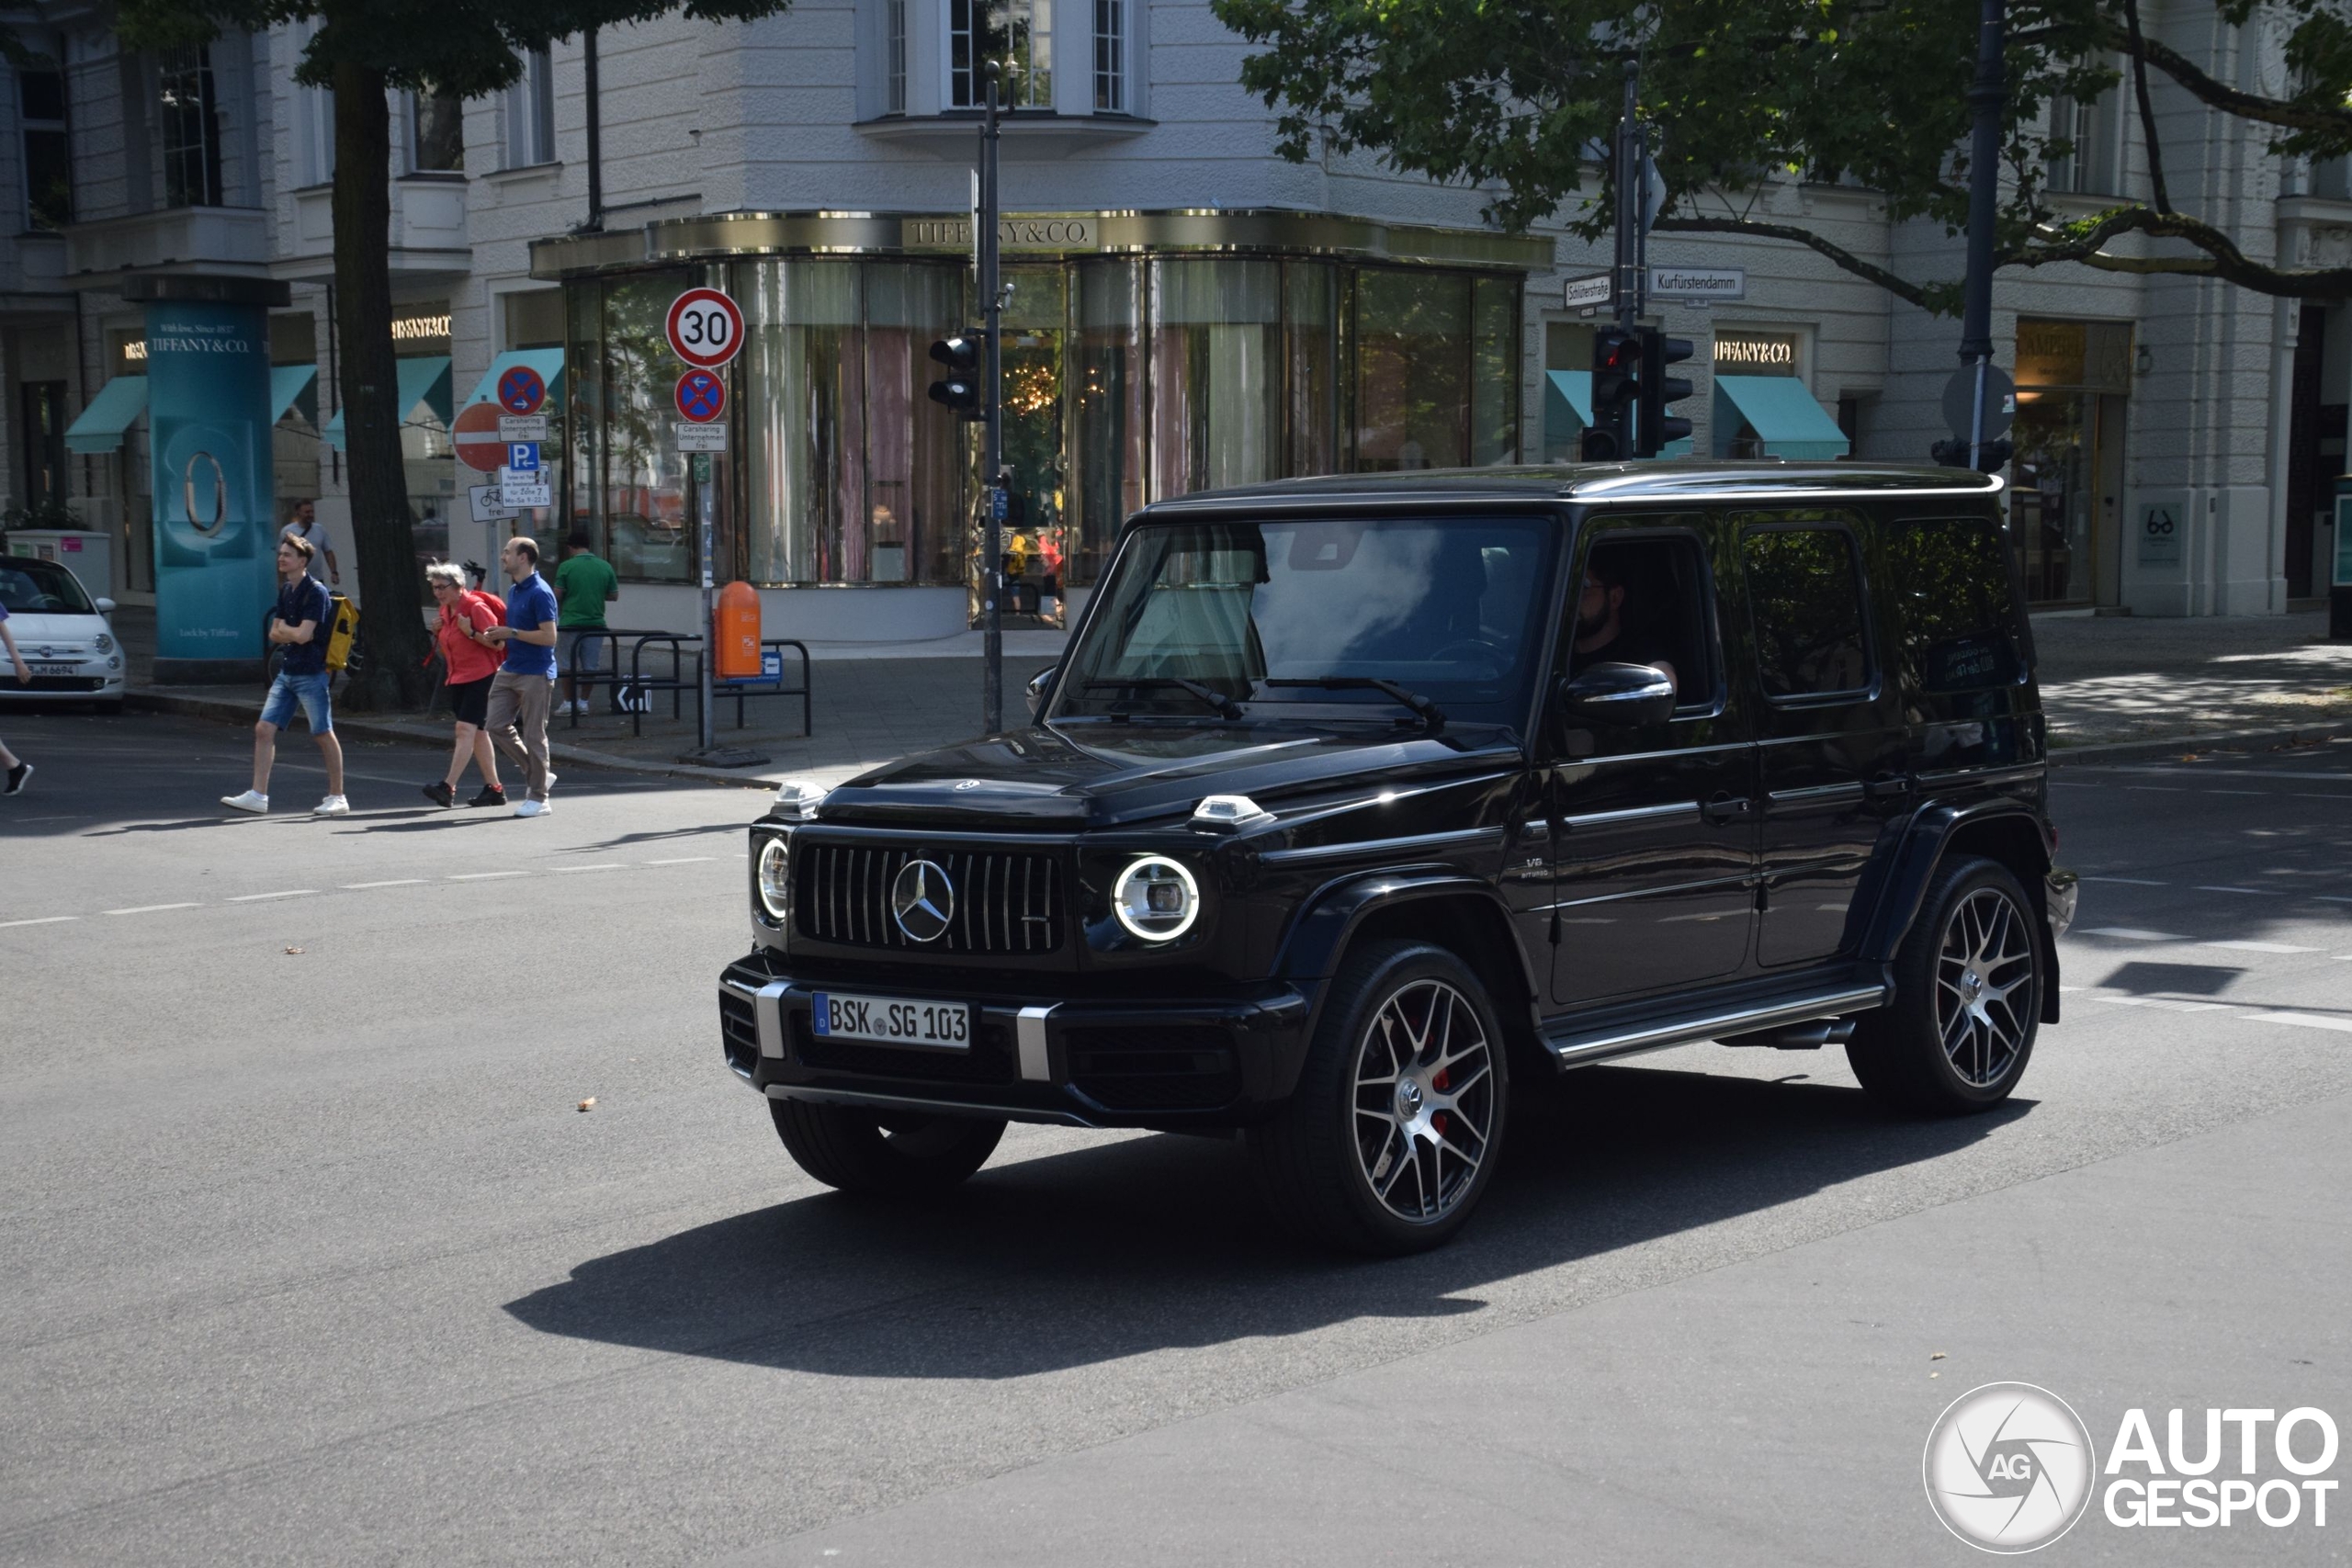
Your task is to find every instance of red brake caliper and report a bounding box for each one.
[1430,1066,1450,1136]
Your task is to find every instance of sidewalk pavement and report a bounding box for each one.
[101,604,2352,787]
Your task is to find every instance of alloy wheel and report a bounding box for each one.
[1937,886,2035,1088]
[1351,979,1496,1223]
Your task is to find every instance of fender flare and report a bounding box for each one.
[1272,869,1545,1051]
[1856,799,2062,1021]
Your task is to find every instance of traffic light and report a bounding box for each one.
[1581,328,1637,461]
[1634,326,1695,457]
[927,333,984,419]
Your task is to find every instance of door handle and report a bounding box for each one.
[1701,795,1753,825]
[1864,774,1912,801]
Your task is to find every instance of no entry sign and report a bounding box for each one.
[675,368,727,423]
[452,401,510,473]
[666,288,744,370]
[496,364,547,415]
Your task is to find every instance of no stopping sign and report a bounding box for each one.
[666,288,744,370]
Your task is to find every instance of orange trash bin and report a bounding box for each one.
[715,581,763,680]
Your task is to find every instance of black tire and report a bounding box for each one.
[768,1099,1005,1196]
[1249,939,1510,1255]
[1846,855,2041,1114]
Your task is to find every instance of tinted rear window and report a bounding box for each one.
[1886,518,2023,693]
[1741,526,1872,700]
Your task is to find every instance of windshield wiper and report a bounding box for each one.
[1264,677,1446,731]
[1081,677,1244,720]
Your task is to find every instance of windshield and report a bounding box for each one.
[0,558,96,615]
[1050,515,1555,729]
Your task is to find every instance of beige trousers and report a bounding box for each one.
[486,671,554,801]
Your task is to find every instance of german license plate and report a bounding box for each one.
[28,662,74,676]
[810,991,971,1050]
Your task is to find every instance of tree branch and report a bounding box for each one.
[1650,213,1951,311]
[2121,0,2170,212]
[2114,22,2352,142]
[2015,203,2352,295]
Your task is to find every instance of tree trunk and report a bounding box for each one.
[331,59,433,709]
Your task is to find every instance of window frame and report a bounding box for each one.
[156,45,225,209]
[1561,517,1730,728]
[1734,513,1881,708]
[503,48,556,168]
[1091,0,1125,112]
[17,62,72,231]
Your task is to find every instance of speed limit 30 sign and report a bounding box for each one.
[666,288,744,370]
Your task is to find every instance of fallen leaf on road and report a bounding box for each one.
[284,946,305,955]
[1930,1351,1947,1360]
[577,1098,596,1111]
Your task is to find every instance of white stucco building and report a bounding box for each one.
[0,0,2340,637]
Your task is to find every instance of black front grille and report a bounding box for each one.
[794,840,1066,955]
[1065,1025,1240,1111]
[718,987,760,1074]
[791,1012,1018,1086]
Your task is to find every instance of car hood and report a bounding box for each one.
[808,720,1524,829]
[3,611,111,649]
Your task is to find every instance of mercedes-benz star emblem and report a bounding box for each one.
[891,859,956,943]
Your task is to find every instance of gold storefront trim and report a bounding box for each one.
[530,208,1552,279]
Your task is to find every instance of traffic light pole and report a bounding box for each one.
[979,66,1005,733]
[1959,0,2005,470]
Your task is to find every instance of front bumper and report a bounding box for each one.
[718,956,1316,1128]
[0,667,122,697]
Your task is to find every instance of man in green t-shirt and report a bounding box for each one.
[553,529,620,717]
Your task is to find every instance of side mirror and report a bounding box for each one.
[96,597,117,615]
[1024,663,1057,719]
[1559,662,1676,728]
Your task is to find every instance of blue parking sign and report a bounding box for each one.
[507,442,540,473]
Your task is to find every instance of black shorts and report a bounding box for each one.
[448,675,493,728]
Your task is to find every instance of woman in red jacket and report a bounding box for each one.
[424,562,509,807]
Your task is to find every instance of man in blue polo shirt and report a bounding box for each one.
[221,536,348,816]
[481,535,560,817]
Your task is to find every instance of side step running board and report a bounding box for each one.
[1543,983,1889,1070]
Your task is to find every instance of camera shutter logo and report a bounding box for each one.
[1924,1382,2098,1552]
[890,860,956,943]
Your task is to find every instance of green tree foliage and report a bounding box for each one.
[1210,0,2352,313]
[114,0,797,706]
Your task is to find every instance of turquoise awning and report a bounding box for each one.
[458,348,566,412]
[1543,368,1694,459]
[1545,369,1595,425]
[271,364,319,427]
[62,377,147,455]
[1714,375,1849,461]
[322,355,454,450]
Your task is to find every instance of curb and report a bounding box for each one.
[2050,720,2352,766]
[123,688,787,790]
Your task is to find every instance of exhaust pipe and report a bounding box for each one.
[1718,1017,1858,1051]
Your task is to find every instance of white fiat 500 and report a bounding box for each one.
[0,556,124,710]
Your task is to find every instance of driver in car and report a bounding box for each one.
[1571,558,1678,696]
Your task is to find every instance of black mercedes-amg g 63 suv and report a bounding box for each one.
[719,463,2076,1253]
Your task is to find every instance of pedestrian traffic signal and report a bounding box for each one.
[927,333,984,419]
[1634,327,1695,457]
[1582,328,1637,461]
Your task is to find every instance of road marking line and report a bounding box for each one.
[2247,1010,2352,1034]
[2126,786,2187,793]
[552,863,627,873]
[0,915,77,928]
[646,856,715,865]
[2082,876,2168,886]
[2295,794,2352,801]
[2200,941,2320,954]
[2095,995,2234,1013]
[227,889,316,902]
[2315,896,2352,905]
[2080,927,2187,942]
[343,879,425,889]
[449,871,527,881]
[2205,789,2266,796]
[2194,886,2281,896]
[104,903,201,916]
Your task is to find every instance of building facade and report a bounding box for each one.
[0,0,2339,639]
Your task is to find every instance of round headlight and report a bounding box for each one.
[1112,855,1200,942]
[93,633,115,653]
[756,836,791,921]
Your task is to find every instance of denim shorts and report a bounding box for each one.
[557,627,605,674]
[261,670,333,733]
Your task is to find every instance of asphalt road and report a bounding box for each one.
[4,712,2349,1565]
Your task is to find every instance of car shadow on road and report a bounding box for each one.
[504,1066,2029,1379]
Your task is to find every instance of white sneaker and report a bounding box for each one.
[221,790,268,815]
[313,795,351,817]
[514,798,552,818]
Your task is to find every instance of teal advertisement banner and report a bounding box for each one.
[147,300,275,661]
